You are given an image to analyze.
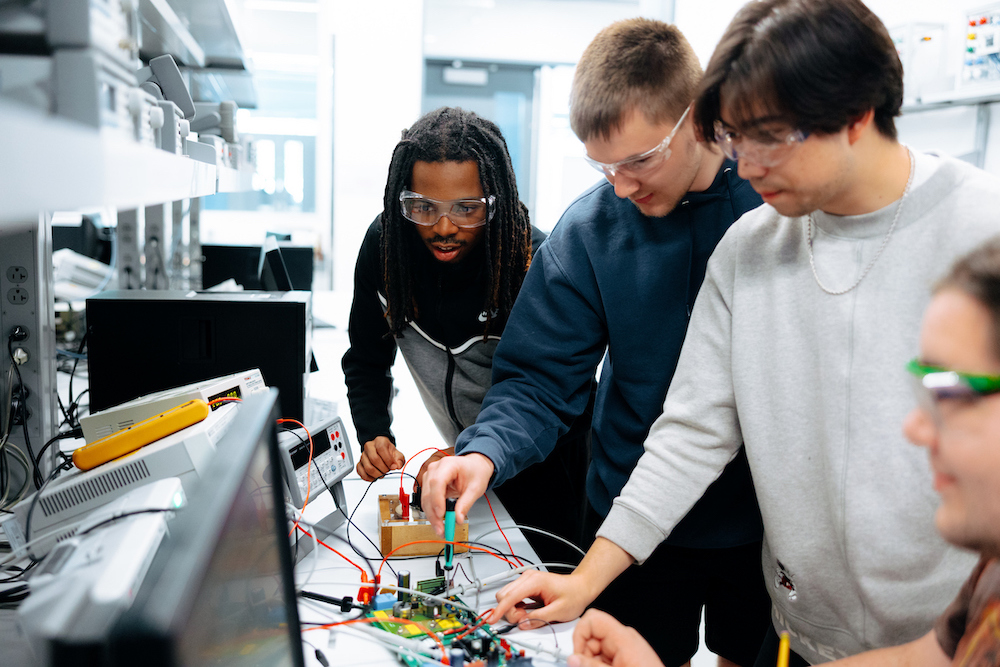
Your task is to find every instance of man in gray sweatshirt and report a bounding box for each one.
[433,0,1000,664]
[567,236,1000,667]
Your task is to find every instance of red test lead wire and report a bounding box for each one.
[399,446,444,496]
[485,494,523,567]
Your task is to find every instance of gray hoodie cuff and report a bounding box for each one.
[596,501,670,565]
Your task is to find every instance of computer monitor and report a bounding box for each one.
[107,390,305,667]
[52,211,113,265]
[258,238,321,371]
[258,237,295,291]
[200,244,313,291]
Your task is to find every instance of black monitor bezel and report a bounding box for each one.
[107,389,305,667]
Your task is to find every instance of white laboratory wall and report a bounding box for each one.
[424,0,641,65]
[896,106,982,162]
[986,103,1000,174]
[326,1,423,292]
[533,64,603,231]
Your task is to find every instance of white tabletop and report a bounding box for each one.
[293,472,575,667]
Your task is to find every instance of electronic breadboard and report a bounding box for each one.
[367,576,523,667]
[378,495,469,558]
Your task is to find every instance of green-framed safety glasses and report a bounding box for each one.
[906,357,1000,422]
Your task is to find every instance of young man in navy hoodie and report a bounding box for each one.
[422,19,768,667]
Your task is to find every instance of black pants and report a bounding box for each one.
[493,380,597,572]
[492,387,594,568]
[583,504,771,667]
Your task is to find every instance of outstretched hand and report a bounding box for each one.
[420,453,495,534]
[485,569,598,625]
[569,609,664,667]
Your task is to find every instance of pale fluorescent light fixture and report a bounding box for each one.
[443,66,489,86]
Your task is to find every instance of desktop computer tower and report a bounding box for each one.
[86,290,312,420]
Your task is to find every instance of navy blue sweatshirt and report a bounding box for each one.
[456,162,765,548]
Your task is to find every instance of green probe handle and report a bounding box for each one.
[444,498,457,570]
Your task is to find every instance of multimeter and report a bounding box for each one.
[276,414,354,508]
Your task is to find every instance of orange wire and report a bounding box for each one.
[485,494,523,567]
[277,418,313,536]
[207,397,243,407]
[400,447,444,494]
[305,615,449,664]
[294,524,366,574]
[377,539,519,578]
[203,403,339,577]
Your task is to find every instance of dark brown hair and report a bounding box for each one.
[571,18,702,142]
[381,107,532,339]
[694,0,903,142]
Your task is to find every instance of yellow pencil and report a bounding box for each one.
[777,632,791,667]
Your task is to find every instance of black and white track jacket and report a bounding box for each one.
[342,216,546,446]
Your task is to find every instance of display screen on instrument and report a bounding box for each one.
[289,433,331,470]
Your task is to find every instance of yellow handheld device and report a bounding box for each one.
[72,399,212,471]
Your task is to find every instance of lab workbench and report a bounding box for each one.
[293,472,575,667]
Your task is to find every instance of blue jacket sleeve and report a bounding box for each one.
[455,237,606,487]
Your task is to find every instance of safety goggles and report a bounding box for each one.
[713,121,809,168]
[584,105,691,178]
[906,358,1000,424]
[398,191,496,228]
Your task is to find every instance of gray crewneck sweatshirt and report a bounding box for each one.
[599,152,1000,663]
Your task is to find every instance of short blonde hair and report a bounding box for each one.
[570,18,702,142]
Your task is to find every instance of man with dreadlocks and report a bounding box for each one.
[342,107,592,566]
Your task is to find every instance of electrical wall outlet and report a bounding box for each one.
[7,267,28,284]
[0,221,59,483]
[116,208,142,289]
[7,288,28,305]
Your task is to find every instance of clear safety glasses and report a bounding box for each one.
[398,191,496,228]
[584,105,692,178]
[713,121,809,168]
[906,358,1000,425]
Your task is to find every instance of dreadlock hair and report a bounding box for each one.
[380,107,532,340]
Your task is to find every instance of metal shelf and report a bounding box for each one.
[167,0,249,69]
[138,0,206,68]
[186,66,258,109]
[0,100,217,223]
[903,84,1000,113]
[217,165,254,193]
[138,0,256,107]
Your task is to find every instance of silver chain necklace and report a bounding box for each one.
[806,148,915,296]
